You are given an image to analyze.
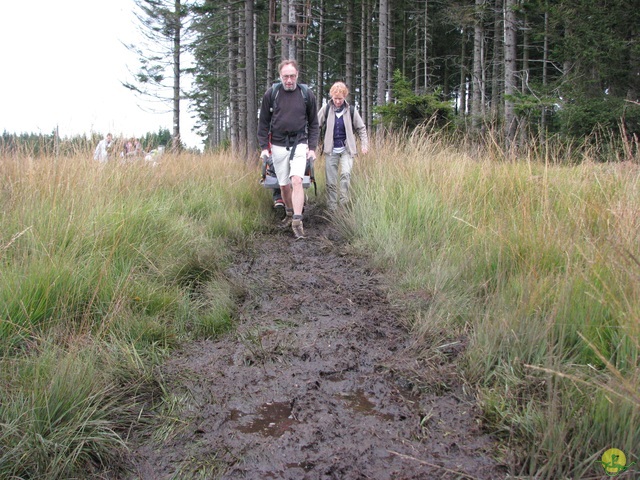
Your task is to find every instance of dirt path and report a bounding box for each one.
[126,204,504,479]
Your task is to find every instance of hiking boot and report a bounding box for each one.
[280,209,293,228]
[273,198,285,209]
[292,219,305,239]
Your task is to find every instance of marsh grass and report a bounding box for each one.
[341,130,640,478]
[2,135,638,477]
[0,148,268,477]
[0,345,129,479]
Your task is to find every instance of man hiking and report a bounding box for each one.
[258,59,319,239]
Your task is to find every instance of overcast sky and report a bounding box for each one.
[0,0,201,149]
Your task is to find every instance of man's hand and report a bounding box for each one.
[307,149,316,161]
[260,149,270,159]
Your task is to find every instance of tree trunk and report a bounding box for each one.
[366,0,374,128]
[413,9,419,88]
[626,8,639,101]
[172,0,182,152]
[213,82,220,148]
[539,5,549,143]
[504,0,518,150]
[360,0,366,113]
[228,1,239,153]
[385,0,393,103]
[542,5,548,88]
[423,0,429,90]
[346,0,355,90]
[267,0,276,86]
[376,0,389,108]
[519,11,530,144]
[472,0,486,131]
[237,10,247,156]
[491,0,503,122]
[245,0,257,157]
[459,27,467,117]
[317,0,325,106]
[287,0,297,60]
[280,0,289,59]
[521,12,529,95]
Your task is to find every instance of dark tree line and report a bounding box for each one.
[127,0,639,157]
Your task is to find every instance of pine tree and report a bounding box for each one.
[124,0,192,152]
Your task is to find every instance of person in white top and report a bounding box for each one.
[93,133,113,162]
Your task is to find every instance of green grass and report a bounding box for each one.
[0,150,268,478]
[2,137,638,478]
[0,346,128,479]
[341,131,640,478]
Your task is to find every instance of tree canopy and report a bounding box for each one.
[130,0,639,156]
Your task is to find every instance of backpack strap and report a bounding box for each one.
[299,84,312,124]
[321,102,356,138]
[323,101,355,121]
[269,82,281,114]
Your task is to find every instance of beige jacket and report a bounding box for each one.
[317,101,369,156]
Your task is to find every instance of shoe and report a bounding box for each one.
[280,209,293,228]
[292,219,305,239]
[274,198,285,209]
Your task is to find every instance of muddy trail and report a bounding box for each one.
[126,204,505,480]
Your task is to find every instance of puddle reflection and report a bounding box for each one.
[340,390,394,421]
[231,401,296,437]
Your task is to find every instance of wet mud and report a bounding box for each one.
[126,204,505,479]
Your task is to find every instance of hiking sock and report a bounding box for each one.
[280,208,294,227]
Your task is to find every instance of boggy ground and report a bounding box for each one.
[126,203,505,480]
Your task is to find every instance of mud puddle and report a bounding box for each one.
[125,203,504,479]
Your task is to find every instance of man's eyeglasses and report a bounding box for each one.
[281,74,297,80]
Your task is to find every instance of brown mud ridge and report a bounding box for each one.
[127,204,505,479]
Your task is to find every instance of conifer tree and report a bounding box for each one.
[124,0,192,152]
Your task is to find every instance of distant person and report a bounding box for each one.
[317,82,368,212]
[134,138,144,157]
[93,133,113,162]
[122,138,135,158]
[257,59,319,239]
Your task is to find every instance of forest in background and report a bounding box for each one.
[3,1,638,160]
[136,0,640,157]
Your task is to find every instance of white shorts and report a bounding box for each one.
[271,143,307,186]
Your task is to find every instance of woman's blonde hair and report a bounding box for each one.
[329,81,349,98]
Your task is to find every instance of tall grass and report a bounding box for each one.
[342,130,639,478]
[0,149,269,477]
[3,136,638,477]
